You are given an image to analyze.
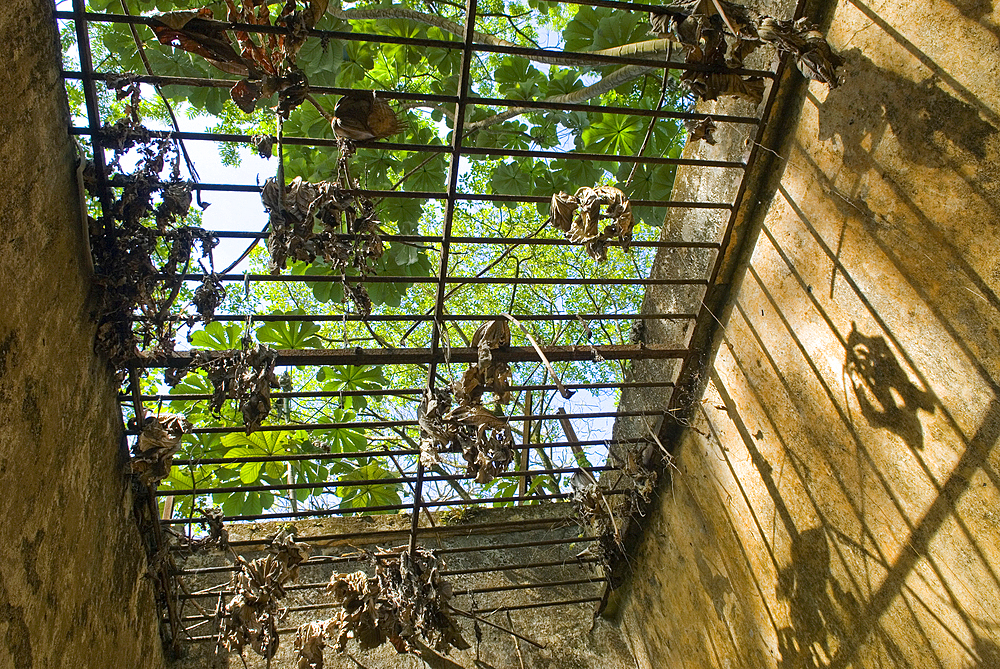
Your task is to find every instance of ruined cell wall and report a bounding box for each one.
[169,505,633,669]
[0,2,167,667]
[614,0,1000,667]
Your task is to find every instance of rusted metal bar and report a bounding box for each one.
[161,273,708,286]
[64,71,761,125]
[174,554,597,579]
[442,557,598,576]
[151,409,666,437]
[141,312,698,324]
[170,437,650,466]
[130,380,676,403]
[226,515,578,549]
[518,389,532,503]
[55,13,776,76]
[471,597,603,614]
[161,490,625,525]
[141,343,688,369]
[176,576,606,624]
[68,125,744,167]
[179,574,604,605]
[143,228,725,246]
[158,465,618,497]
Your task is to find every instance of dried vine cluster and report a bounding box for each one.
[419,319,516,484]
[650,0,842,106]
[206,529,468,669]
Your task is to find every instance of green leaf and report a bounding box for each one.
[189,321,244,350]
[255,310,322,349]
[582,113,643,156]
[337,463,402,512]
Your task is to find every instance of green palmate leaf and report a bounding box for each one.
[494,56,544,100]
[563,5,649,54]
[222,430,295,485]
[490,161,534,206]
[582,113,644,156]
[215,489,275,518]
[366,249,434,308]
[379,196,424,235]
[543,68,585,98]
[317,364,387,410]
[255,310,322,349]
[189,321,244,350]
[398,149,447,193]
[337,463,402,512]
[619,148,681,227]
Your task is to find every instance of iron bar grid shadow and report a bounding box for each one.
[58,0,786,658]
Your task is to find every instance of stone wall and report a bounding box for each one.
[614,0,1000,667]
[170,504,633,669]
[0,2,166,667]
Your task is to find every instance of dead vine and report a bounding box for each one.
[323,547,469,657]
[220,531,312,663]
[262,176,384,318]
[86,121,219,374]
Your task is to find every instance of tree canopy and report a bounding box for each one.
[62,0,695,522]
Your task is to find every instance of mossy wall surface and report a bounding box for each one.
[0,3,166,667]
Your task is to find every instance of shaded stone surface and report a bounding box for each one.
[0,2,166,668]
[170,504,633,669]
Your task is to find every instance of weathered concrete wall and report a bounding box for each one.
[170,504,632,669]
[0,2,167,668]
[615,0,1000,667]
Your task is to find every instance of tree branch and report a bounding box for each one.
[464,64,654,132]
[327,7,677,66]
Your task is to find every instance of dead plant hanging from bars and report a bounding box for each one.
[262,176,384,319]
[323,547,470,657]
[219,531,312,663]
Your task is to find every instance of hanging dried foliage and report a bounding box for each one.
[87,128,216,373]
[166,506,230,552]
[755,17,843,87]
[326,547,469,656]
[418,387,514,484]
[686,116,718,144]
[649,2,842,104]
[294,619,337,669]
[132,413,191,486]
[549,186,635,262]
[262,176,383,318]
[331,90,407,141]
[454,319,512,407]
[192,340,280,433]
[150,0,328,116]
[573,440,660,571]
[220,532,312,661]
[193,272,226,323]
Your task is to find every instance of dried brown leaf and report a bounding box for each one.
[686,116,718,144]
[132,413,191,486]
[332,91,407,141]
[756,17,842,87]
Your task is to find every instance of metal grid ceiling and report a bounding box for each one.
[57,0,785,655]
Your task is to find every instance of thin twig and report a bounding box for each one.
[399,220,548,345]
[120,0,204,206]
[502,313,575,399]
[447,604,546,648]
[306,93,332,120]
[506,611,527,669]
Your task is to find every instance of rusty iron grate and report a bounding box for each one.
[57,0,787,656]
